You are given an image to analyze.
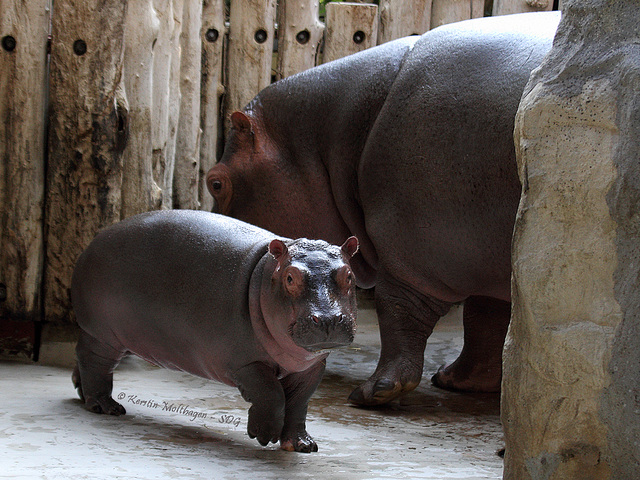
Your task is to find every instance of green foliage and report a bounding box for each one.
[319,0,336,18]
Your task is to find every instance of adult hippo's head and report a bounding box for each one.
[207,109,354,250]
[207,90,378,290]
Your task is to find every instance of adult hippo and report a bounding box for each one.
[207,12,561,406]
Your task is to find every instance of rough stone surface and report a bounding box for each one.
[502,1,640,479]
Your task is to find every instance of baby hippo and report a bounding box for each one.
[71,210,359,452]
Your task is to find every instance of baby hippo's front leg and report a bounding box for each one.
[235,363,286,447]
[235,361,325,452]
[279,360,326,453]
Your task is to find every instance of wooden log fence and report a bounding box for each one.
[0,0,559,349]
[0,0,49,328]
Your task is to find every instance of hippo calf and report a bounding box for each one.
[207,12,561,406]
[71,210,359,452]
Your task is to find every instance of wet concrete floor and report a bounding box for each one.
[0,306,503,479]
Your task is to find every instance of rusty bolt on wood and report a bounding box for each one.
[254,29,268,44]
[73,39,87,56]
[2,35,16,52]
[205,28,219,43]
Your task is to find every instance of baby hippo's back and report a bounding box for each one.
[71,210,274,382]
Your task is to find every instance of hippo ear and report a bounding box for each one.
[341,236,359,258]
[230,111,253,134]
[269,239,290,264]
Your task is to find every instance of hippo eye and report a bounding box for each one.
[211,180,222,191]
[343,271,354,287]
[283,268,304,296]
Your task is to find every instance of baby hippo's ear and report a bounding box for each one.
[341,236,359,258]
[269,239,290,264]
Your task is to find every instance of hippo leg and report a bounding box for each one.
[431,296,510,392]
[235,362,286,447]
[349,276,452,406]
[73,330,126,415]
[279,360,326,453]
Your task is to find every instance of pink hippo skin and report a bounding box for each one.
[71,210,358,452]
[207,13,561,406]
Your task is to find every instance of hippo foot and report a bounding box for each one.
[247,405,284,447]
[84,396,126,416]
[72,366,126,415]
[348,365,421,406]
[280,431,318,453]
[431,361,501,393]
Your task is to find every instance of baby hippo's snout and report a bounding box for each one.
[293,313,356,352]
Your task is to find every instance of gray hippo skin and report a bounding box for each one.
[71,210,359,452]
[206,12,561,406]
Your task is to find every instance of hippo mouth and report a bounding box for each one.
[290,315,356,353]
[298,340,352,353]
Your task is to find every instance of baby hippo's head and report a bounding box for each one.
[263,237,359,355]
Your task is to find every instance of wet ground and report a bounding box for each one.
[0,306,503,479]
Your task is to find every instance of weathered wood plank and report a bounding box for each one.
[121,0,162,218]
[431,0,484,29]
[173,0,203,209]
[276,0,324,80]
[378,0,432,44]
[226,0,277,122]
[151,0,181,210]
[0,0,50,322]
[323,2,378,64]
[472,0,485,18]
[200,0,226,211]
[493,0,554,15]
[45,0,128,323]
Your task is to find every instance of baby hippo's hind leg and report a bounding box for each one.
[73,330,126,415]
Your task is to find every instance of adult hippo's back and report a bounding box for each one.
[207,12,561,406]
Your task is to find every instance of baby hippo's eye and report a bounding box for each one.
[337,266,355,292]
[283,267,304,296]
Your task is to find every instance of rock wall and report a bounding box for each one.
[502,1,640,479]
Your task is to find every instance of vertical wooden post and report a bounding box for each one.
[226,0,277,121]
[156,0,186,211]
[0,0,50,323]
[121,0,162,218]
[378,0,432,44]
[200,0,226,212]
[173,0,203,209]
[150,0,182,211]
[323,2,378,64]
[276,0,324,80]
[431,0,485,29]
[45,0,129,323]
[493,0,554,16]
[472,0,485,18]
